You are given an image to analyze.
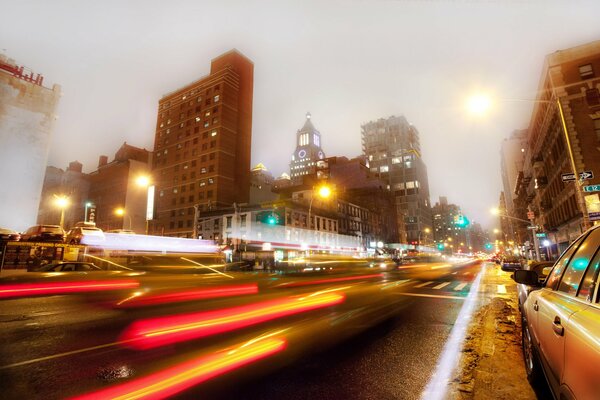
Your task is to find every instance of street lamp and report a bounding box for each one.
[418,227,431,247]
[491,207,540,261]
[307,184,332,251]
[115,207,132,230]
[469,93,591,231]
[53,194,69,229]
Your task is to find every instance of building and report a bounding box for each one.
[0,54,61,231]
[152,50,254,237]
[87,143,151,233]
[289,113,326,184]
[361,115,432,244]
[513,40,600,254]
[37,161,91,229]
[249,163,277,204]
[431,196,467,251]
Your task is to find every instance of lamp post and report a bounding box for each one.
[418,227,431,248]
[491,208,540,261]
[53,194,69,229]
[468,93,591,232]
[115,208,132,230]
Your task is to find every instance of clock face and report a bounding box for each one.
[318,151,324,159]
[298,149,307,159]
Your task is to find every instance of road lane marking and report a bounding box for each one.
[393,292,465,300]
[497,284,507,294]
[415,281,434,288]
[454,283,468,291]
[432,282,451,290]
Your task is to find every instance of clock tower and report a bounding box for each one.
[289,112,326,183]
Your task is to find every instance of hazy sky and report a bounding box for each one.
[2,0,599,229]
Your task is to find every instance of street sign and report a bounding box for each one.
[589,212,600,222]
[583,185,600,192]
[535,232,547,238]
[561,171,594,182]
[527,225,540,230]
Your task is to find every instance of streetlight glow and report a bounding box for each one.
[115,208,125,216]
[466,94,492,115]
[317,185,332,199]
[136,175,151,187]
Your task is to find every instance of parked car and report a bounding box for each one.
[20,225,65,242]
[516,260,554,314]
[0,227,20,241]
[66,225,105,244]
[35,261,102,272]
[513,225,600,400]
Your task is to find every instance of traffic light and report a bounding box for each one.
[484,243,493,250]
[257,211,282,226]
[436,243,444,251]
[454,214,470,228]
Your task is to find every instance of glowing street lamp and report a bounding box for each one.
[115,207,132,230]
[466,93,492,116]
[53,194,69,228]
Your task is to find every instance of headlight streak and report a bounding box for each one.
[115,284,259,308]
[70,337,287,400]
[119,292,345,350]
[180,257,234,279]
[276,273,383,288]
[0,280,140,299]
[420,264,484,400]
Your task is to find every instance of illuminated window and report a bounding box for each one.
[205,111,211,117]
[314,134,320,146]
[195,117,201,122]
[211,130,217,137]
[380,165,389,173]
[204,121,209,128]
[579,64,594,79]
[392,157,401,164]
[214,95,220,102]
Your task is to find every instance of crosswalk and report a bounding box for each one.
[390,279,508,295]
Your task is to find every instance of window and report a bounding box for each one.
[578,248,600,301]
[558,228,600,295]
[546,234,586,290]
[214,95,220,102]
[208,178,214,184]
[380,165,389,173]
[392,157,401,164]
[240,214,247,227]
[314,134,320,146]
[211,130,217,137]
[594,118,600,141]
[204,121,209,128]
[579,64,594,79]
[299,133,308,146]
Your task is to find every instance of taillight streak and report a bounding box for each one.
[120,292,345,350]
[71,337,286,400]
[277,273,384,288]
[0,280,140,299]
[116,284,259,307]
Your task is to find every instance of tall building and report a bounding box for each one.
[0,54,61,231]
[500,129,528,216]
[289,113,326,184]
[37,161,91,229]
[432,196,466,248]
[361,115,432,244]
[152,50,254,237]
[249,163,277,204]
[513,40,600,253]
[88,143,151,233]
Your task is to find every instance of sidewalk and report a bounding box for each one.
[448,263,537,400]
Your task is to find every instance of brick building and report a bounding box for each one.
[152,50,254,237]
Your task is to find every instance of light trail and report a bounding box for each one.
[420,264,484,400]
[0,279,140,299]
[120,292,345,350]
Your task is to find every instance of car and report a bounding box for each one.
[66,225,105,244]
[0,227,20,241]
[516,260,554,314]
[500,256,523,271]
[513,225,600,400]
[20,225,65,242]
[106,229,136,234]
[35,261,102,272]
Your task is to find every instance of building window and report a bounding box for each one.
[208,178,214,184]
[225,215,232,229]
[204,121,209,128]
[207,190,213,198]
[211,130,218,137]
[579,64,594,79]
[380,165,389,173]
[240,214,247,227]
[214,95,220,102]
[594,118,600,141]
[314,134,320,146]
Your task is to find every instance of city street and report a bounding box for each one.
[0,261,486,400]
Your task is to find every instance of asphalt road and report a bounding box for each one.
[0,261,483,400]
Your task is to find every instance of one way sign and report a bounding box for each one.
[561,171,594,182]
